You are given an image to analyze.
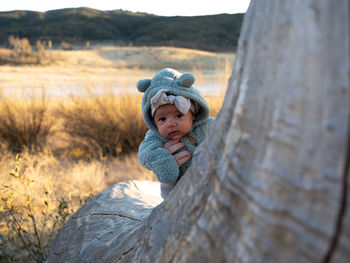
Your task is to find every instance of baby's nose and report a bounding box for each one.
[167,118,176,127]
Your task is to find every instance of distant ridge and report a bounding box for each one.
[0,7,244,51]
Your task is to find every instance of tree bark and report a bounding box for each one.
[48,0,350,262]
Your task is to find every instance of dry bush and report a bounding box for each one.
[0,92,223,158]
[0,36,56,65]
[56,93,148,159]
[60,41,72,50]
[0,154,71,262]
[53,91,223,160]
[0,98,53,154]
[0,50,57,66]
[8,35,32,54]
[0,150,153,262]
[36,40,46,53]
[0,92,223,159]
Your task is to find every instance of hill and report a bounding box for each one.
[0,7,244,51]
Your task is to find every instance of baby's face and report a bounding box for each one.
[154,104,195,140]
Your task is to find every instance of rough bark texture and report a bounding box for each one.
[47,0,350,262]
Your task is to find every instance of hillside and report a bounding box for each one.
[0,7,244,51]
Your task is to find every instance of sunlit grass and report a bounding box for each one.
[0,97,53,154]
[0,46,234,98]
[55,93,147,159]
[0,150,154,262]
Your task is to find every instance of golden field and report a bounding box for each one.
[0,45,233,98]
[0,45,234,262]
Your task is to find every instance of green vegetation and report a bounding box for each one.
[0,7,244,51]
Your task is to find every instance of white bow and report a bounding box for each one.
[150,89,192,117]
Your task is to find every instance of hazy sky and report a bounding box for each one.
[0,0,250,16]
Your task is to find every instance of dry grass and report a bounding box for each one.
[0,151,154,205]
[0,91,224,159]
[0,49,56,66]
[0,151,154,262]
[0,97,53,154]
[0,45,231,262]
[0,45,233,98]
[55,93,147,159]
[0,36,60,66]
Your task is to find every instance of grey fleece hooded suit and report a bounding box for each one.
[137,68,214,199]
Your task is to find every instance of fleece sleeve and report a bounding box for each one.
[138,130,179,183]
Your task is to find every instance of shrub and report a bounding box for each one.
[8,35,32,55]
[0,147,154,262]
[0,36,55,65]
[0,98,53,154]
[0,155,77,262]
[60,41,72,50]
[36,40,46,53]
[56,93,148,159]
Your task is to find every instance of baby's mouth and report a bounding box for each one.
[168,131,178,137]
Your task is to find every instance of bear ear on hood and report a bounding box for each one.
[178,73,195,88]
[137,79,152,92]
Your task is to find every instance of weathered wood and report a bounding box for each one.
[47,181,162,262]
[47,0,350,262]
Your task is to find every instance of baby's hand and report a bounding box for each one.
[164,140,191,167]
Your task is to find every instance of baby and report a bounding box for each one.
[137,68,215,199]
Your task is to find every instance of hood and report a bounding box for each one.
[137,68,210,137]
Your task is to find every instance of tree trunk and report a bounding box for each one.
[48,0,350,262]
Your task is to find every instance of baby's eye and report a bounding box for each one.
[176,114,183,119]
[158,117,166,122]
